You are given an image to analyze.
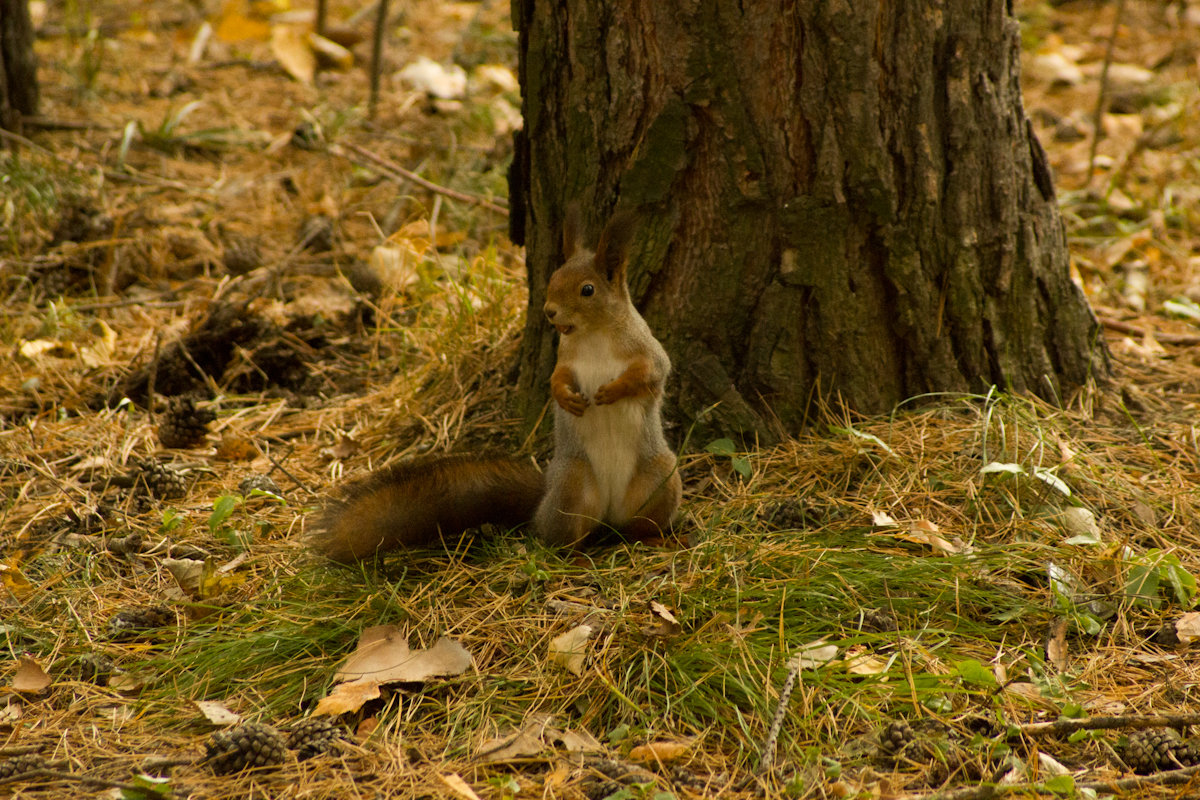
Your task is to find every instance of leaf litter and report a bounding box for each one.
[1,0,1200,798]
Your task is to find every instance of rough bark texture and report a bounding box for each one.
[0,0,39,130]
[511,0,1107,439]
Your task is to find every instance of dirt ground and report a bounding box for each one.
[3,1,1200,798]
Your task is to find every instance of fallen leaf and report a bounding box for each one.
[271,24,315,84]
[793,640,838,670]
[1059,507,1102,545]
[195,700,241,726]
[475,714,551,763]
[1,561,35,600]
[213,3,271,42]
[308,32,353,70]
[398,56,467,99]
[164,558,206,597]
[870,509,898,527]
[335,626,473,684]
[0,700,21,726]
[1037,751,1071,777]
[315,678,381,716]
[439,773,482,800]
[844,646,890,676]
[554,726,603,753]
[548,624,593,676]
[644,601,682,638]
[628,739,691,763]
[12,655,51,694]
[1175,612,1200,644]
[893,519,967,555]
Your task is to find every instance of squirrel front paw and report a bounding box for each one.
[554,388,589,417]
[593,382,622,406]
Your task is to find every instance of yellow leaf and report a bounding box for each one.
[1,562,35,600]
[214,4,271,43]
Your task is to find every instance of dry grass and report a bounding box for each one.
[3,1,1200,799]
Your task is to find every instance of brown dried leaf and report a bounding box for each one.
[12,655,51,694]
[315,678,381,716]
[628,739,692,764]
[335,626,472,684]
[475,714,551,763]
[644,601,682,638]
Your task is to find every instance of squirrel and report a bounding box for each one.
[308,208,682,562]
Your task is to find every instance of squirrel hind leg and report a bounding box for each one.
[617,454,682,543]
[534,457,605,548]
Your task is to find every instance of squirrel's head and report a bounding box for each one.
[543,207,635,336]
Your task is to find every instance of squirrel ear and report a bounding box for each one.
[594,211,636,284]
[562,203,583,260]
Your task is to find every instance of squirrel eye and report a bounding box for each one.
[580,283,595,297]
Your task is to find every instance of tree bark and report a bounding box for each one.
[511,0,1108,439]
[0,0,39,131]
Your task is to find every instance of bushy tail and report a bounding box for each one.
[308,455,544,562]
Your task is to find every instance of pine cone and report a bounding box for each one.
[759,499,817,530]
[239,474,281,497]
[77,652,117,685]
[879,719,917,758]
[157,396,215,449]
[222,232,262,275]
[133,459,189,499]
[0,753,47,780]
[204,723,288,774]
[286,717,346,760]
[297,214,335,253]
[107,605,175,640]
[1125,729,1199,774]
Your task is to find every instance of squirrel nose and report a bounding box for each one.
[544,306,556,320]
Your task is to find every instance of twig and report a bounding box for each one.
[1086,0,1127,182]
[1015,713,1200,737]
[331,142,509,216]
[1098,316,1200,346]
[758,655,801,773]
[0,767,157,792]
[368,0,389,119]
[899,764,1200,800]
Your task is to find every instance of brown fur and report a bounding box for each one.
[308,455,543,562]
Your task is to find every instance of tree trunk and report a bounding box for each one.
[510,0,1107,439]
[0,0,39,131]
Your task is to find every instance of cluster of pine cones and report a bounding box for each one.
[203,719,348,774]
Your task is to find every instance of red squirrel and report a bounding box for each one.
[308,208,681,561]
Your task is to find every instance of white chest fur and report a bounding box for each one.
[569,339,647,524]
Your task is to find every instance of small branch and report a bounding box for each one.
[1015,713,1200,737]
[332,142,509,216]
[1098,316,1200,346]
[1086,0,1127,182]
[758,655,801,773]
[368,0,389,119]
[899,764,1200,800]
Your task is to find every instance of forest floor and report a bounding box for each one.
[2,1,1200,798]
